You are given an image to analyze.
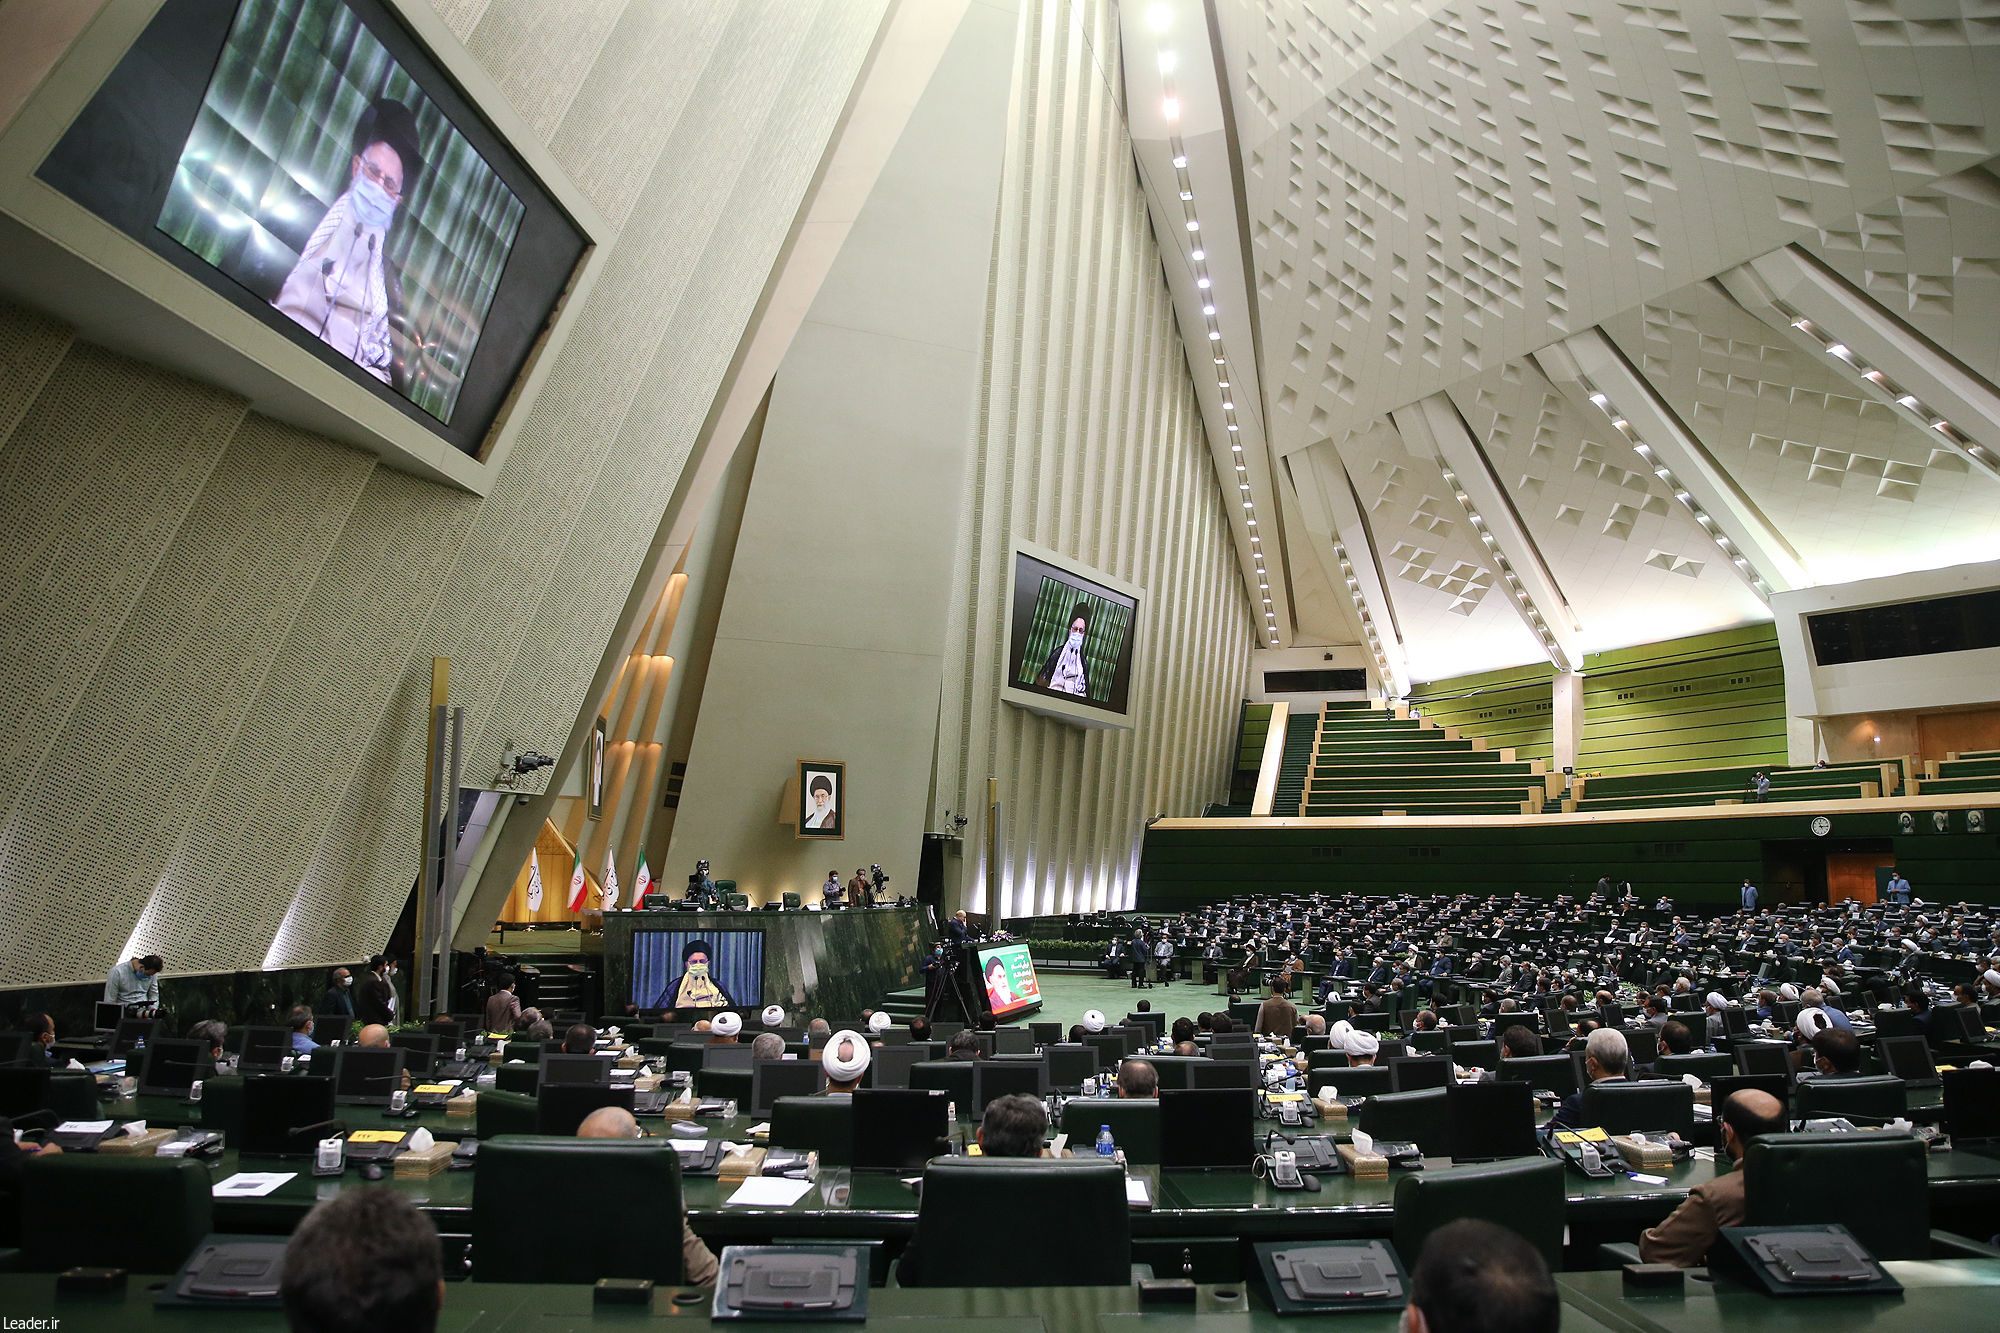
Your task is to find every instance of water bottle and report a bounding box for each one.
[1096,1125,1116,1157]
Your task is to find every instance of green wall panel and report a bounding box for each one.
[1135,809,2000,911]
[1410,662,1556,766]
[1579,624,1786,776]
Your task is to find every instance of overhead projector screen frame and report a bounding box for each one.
[999,539,1144,732]
[0,0,606,495]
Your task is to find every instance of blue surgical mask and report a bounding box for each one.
[350,176,397,231]
[1066,631,1083,649]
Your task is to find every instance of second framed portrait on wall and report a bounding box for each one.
[797,760,844,839]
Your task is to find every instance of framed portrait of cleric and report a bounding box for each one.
[797,761,844,840]
[8,0,600,491]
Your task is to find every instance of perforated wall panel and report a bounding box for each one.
[0,0,886,985]
[936,0,1254,917]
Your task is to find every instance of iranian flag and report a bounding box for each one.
[633,853,653,904]
[601,845,622,909]
[526,848,545,911]
[566,846,590,912]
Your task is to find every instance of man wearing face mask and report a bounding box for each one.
[319,966,355,1017]
[1033,604,1092,696]
[357,954,399,1027]
[274,98,422,386]
[654,940,734,1013]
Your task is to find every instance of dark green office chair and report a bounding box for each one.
[635,1037,678,1058]
[1060,1098,1161,1164]
[1582,1079,1694,1138]
[537,1084,634,1136]
[197,1074,245,1145]
[1392,1157,1564,1269]
[475,1087,540,1138]
[1358,1088,1451,1157]
[23,1155,212,1272]
[770,1094,853,1166]
[782,892,802,910]
[1319,1064,1391,1097]
[910,1061,977,1116]
[1450,1040,1500,1071]
[1307,1050,1351,1073]
[1793,1075,1907,1123]
[1409,1030,1448,1053]
[1741,1131,2000,1261]
[493,1061,540,1095]
[695,1068,752,1104]
[901,1157,1129,1286]
[1655,1052,1734,1080]
[44,1073,100,1122]
[473,1136,689,1282]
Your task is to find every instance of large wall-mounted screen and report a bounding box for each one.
[632,929,765,1013]
[1002,545,1141,729]
[976,941,1042,1020]
[35,0,587,459]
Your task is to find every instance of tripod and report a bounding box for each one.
[922,943,979,1028]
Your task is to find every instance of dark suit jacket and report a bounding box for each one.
[356,974,395,1026]
[319,987,355,1016]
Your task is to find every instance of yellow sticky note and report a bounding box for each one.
[347,1130,407,1145]
[1579,1127,1610,1143]
[1267,1091,1304,1103]
[414,1084,456,1095]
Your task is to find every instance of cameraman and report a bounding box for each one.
[687,859,721,909]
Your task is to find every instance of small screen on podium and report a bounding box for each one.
[977,942,1042,1018]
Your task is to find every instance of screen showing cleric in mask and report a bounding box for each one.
[630,930,766,1012]
[1005,552,1139,715]
[153,0,524,426]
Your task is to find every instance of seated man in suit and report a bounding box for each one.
[1549,1027,1629,1129]
[895,1094,1049,1286]
[1638,1090,1785,1266]
[1803,1025,1862,1078]
[577,1106,718,1284]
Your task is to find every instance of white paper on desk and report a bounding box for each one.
[1630,1173,1669,1186]
[725,1176,814,1208]
[56,1120,113,1134]
[1125,1178,1151,1208]
[213,1172,297,1197]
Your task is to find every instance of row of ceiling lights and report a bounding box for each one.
[1334,541,1394,682]
[1578,384,1775,601]
[1779,308,1998,478]
[1434,463,1573,673]
[1150,8,1277,646]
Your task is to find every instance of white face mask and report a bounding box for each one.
[1066,631,1083,649]
[350,174,397,230]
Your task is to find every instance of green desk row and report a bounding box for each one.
[181,1141,2000,1246]
[6,1262,2000,1331]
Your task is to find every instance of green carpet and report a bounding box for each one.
[1020,971,1233,1034]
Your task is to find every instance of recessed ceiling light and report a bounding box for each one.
[1197,277,1211,289]
[1172,154,1188,168]
[1208,330,1222,340]
[1202,303,1216,315]
[1163,97,1180,119]
[1190,248,1205,261]
[1588,392,1608,407]
[1180,190,1193,201]
[1218,380,1229,388]
[1157,51,1176,74]
[1227,423,1239,430]
[1897,394,1920,408]
[1826,343,1849,359]
[1222,400,1234,409]
[1147,4,1171,32]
